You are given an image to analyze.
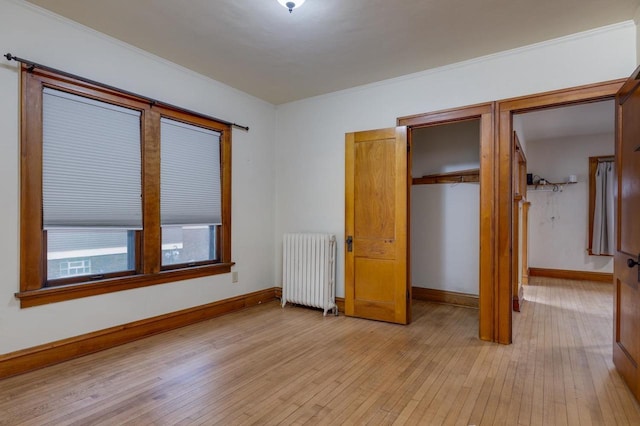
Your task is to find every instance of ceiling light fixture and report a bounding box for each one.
[277,0,305,13]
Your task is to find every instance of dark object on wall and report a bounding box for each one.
[526,173,533,185]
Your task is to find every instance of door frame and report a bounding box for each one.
[512,132,527,312]
[496,79,625,343]
[398,103,496,342]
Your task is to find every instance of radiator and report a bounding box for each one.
[282,233,337,316]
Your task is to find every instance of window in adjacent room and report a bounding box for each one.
[588,155,615,256]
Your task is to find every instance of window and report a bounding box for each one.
[588,155,615,256]
[18,65,232,308]
[160,118,221,268]
[47,229,133,280]
[59,260,92,278]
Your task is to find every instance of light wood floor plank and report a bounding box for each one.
[1,278,640,425]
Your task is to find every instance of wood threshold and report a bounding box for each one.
[0,287,277,380]
[529,267,613,283]
[412,287,479,309]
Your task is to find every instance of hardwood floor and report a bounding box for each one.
[1,277,639,425]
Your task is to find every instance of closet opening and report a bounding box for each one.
[410,119,481,312]
[398,103,497,341]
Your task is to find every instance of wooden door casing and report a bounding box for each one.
[399,103,496,341]
[497,79,624,344]
[512,132,527,312]
[345,127,409,324]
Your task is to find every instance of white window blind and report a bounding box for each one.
[42,88,142,229]
[160,118,222,226]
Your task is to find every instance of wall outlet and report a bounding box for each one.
[231,271,238,283]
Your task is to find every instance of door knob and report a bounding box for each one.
[629,254,640,282]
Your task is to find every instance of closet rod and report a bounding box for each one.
[597,156,615,163]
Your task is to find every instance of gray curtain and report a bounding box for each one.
[592,161,615,255]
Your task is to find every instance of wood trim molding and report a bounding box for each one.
[529,268,613,283]
[412,287,479,309]
[497,79,625,112]
[16,263,233,308]
[397,103,493,127]
[0,288,277,380]
[18,65,234,308]
[398,102,496,341]
[495,79,624,345]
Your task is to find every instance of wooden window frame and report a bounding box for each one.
[587,155,614,257]
[17,65,232,308]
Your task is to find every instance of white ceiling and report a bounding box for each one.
[24,0,640,104]
[515,100,615,143]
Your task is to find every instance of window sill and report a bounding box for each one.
[587,249,613,257]
[15,262,234,308]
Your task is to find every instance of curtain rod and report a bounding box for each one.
[4,53,249,132]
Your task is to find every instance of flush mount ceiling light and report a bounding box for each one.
[277,0,306,13]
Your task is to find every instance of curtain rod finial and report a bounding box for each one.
[4,53,15,61]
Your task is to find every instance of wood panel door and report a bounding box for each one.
[345,127,409,324]
[613,67,640,400]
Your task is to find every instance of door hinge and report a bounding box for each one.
[346,236,353,252]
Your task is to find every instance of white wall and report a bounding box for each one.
[527,133,614,273]
[274,22,636,298]
[412,121,480,176]
[411,121,480,295]
[0,0,277,354]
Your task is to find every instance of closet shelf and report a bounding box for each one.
[527,182,577,192]
[412,168,479,185]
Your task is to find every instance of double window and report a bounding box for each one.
[18,65,232,307]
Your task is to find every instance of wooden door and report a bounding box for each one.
[345,127,410,324]
[613,67,640,400]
